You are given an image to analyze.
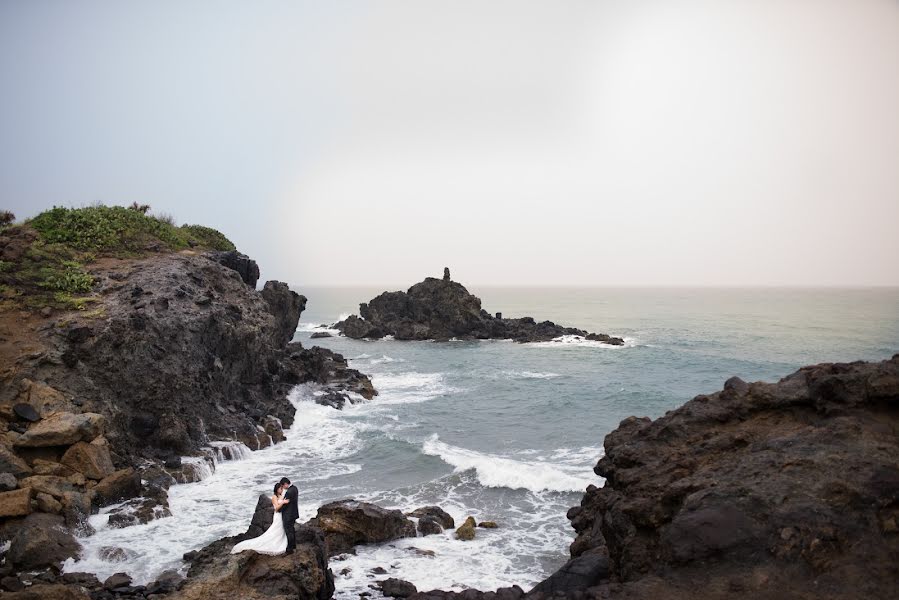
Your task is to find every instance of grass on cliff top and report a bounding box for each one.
[0,204,236,311]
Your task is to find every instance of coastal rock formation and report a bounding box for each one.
[335,270,623,343]
[174,523,334,600]
[0,250,375,463]
[542,355,899,599]
[308,499,417,556]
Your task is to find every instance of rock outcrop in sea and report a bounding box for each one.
[335,269,624,344]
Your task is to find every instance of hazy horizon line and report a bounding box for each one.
[287,283,899,290]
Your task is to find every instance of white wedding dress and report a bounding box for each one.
[230,493,289,555]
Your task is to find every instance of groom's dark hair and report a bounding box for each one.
[279,477,291,486]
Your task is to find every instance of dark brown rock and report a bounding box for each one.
[335,272,623,344]
[417,516,443,536]
[556,355,899,600]
[409,506,455,529]
[455,516,476,541]
[175,523,333,600]
[6,513,80,569]
[60,441,115,480]
[91,468,141,507]
[377,578,418,598]
[12,403,40,422]
[310,499,416,556]
[0,584,91,599]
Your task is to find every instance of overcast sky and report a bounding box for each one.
[2,1,897,286]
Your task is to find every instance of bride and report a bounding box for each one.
[230,481,291,555]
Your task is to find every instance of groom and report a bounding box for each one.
[279,477,299,554]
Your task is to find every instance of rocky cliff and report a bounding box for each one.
[335,269,624,344]
[0,212,377,589]
[529,354,899,600]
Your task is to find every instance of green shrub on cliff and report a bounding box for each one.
[1,204,236,311]
[28,205,235,253]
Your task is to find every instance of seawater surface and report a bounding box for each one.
[66,287,899,597]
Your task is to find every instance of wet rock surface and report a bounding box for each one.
[335,270,623,344]
[546,355,899,599]
[309,499,417,556]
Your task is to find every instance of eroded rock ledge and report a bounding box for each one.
[335,269,623,344]
[540,354,899,600]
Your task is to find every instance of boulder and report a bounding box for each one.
[35,491,63,514]
[455,516,476,541]
[477,521,498,529]
[60,441,115,480]
[32,459,74,477]
[0,472,17,491]
[6,512,80,569]
[409,506,454,529]
[417,516,444,536]
[174,524,333,600]
[529,554,610,595]
[311,499,416,556]
[16,475,77,499]
[0,487,33,517]
[103,572,132,590]
[12,403,40,422]
[310,332,332,339]
[0,584,91,600]
[146,569,185,594]
[91,468,140,507]
[13,412,104,447]
[0,444,32,476]
[376,578,418,598]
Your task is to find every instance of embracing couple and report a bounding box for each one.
[230,477,299,556]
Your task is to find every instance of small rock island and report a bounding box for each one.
[335,268,625,344]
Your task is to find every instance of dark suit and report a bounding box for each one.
[281,484,299,549]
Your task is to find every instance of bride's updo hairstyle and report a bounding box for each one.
[273,482,282,495]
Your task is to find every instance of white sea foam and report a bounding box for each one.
[64,385,366,585]
[499,370,561,379]
[369,354,405,365]
[526,335,637,349]
[368,372,455,405]
[421,435,598,493]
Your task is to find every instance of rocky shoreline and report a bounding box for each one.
[0,220,378,597]
[335,269,624,344]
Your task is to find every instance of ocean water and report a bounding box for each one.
[65,287,899,596]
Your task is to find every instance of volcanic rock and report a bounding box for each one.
[548,354,899,600]
[60,441,115,480]
[409,506,455,529]
[206,250,260,287]
[0,584,91,600]
[309,499,417,556]
[13,412,104,447]
[175,521,333,600]
[12,403,40,422]
[0,444,32,476]
[416,517,444,536]
[335,271,623,343]
[455,516,476,541]
[0,472,17,491]
[0,487,33,517]
[91,468,141,507]
[5,512,80,570]
[376,578,419,598]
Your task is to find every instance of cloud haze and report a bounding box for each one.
[2,0,897,286]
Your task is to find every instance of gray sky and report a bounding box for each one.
[2,1,897,286]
